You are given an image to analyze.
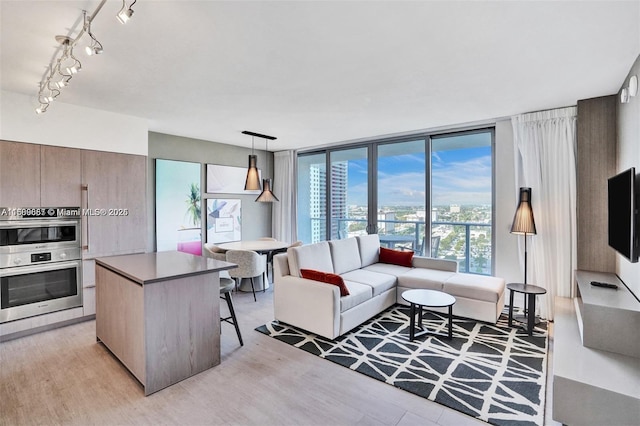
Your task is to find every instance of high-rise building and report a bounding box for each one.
[308,163,326,243]
[330,161,348,239]
[302,160,349,243]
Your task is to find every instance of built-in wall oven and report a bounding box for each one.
[0,207,82,323]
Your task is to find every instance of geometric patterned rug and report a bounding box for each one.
[256,305,548,426]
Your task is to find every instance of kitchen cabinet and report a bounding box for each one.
[41,145,82,207]
[0,141,82,208]
[81,150,146,258]
[0,140,40,207]
[0,140,147,336]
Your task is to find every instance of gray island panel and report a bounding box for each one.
[96,251,232,395]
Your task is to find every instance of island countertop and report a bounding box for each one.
[95,251,236,285]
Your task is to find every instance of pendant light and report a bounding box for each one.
[255,135,279,203]
[242,131,261,191]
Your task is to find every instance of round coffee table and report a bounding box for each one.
[507,283,547,336]
[401,289,456,341]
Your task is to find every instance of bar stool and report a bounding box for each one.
[220,277,243,346]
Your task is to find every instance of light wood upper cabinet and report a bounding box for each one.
[82,150,146,258]
[41,145,82,207]
[0,140,41,207]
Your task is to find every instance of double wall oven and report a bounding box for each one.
[0,207,82,323]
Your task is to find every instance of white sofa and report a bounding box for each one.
[273,234,505,340]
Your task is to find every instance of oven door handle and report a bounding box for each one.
[0,259,83,277]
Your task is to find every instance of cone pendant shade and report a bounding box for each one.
[241,130,277,201]
[256,178,279,202]
[244,154,261,191]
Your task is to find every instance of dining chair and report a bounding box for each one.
[220,277,243,346]
[204,243,227,259]
[203,243,232,280]
[225,250,266,302]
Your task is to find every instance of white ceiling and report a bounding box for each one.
[1,0,639,151]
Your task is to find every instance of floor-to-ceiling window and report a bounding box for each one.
[329,147,369,240]
[296,127,494,275]
[297,153,326,244]
[376,140,426,253]
[431,130,493,274]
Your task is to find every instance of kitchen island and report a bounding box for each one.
[95,251,236,396]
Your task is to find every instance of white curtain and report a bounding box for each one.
[511,107,577,320]
[273,150,297,243]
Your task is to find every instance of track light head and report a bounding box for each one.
[116,8,134,24]
[116,0,136,24]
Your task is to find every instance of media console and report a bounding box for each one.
[553,270,640,425]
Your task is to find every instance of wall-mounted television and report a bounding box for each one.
[608,167,639,263]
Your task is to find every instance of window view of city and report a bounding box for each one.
[297,130,493,275]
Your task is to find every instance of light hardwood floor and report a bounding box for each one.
[0,286,559,425]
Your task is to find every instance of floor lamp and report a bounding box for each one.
[510,187,537,285]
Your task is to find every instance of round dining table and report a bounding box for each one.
[217,240,290,291]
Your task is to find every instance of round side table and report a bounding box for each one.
[507,283,546,336]
[401,289,456,341]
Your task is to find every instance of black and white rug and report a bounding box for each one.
[256,305,547,426]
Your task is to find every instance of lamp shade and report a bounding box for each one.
[255,178,279,202]
[510,187,537,235]
[244,154,261,191]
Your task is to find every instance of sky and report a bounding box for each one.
[346,144,492,207]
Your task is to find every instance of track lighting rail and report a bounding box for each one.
[35,0,136,114]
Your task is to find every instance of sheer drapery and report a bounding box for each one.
[511,107,577,320]
[273,150,297,243]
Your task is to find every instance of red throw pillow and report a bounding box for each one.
[379,247,414,267]
[300,268,350,296]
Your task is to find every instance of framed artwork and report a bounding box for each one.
[155,159,202,256]
[206,199,242,243]
[206,164,261,194]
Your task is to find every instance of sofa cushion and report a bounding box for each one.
[379,247,414,267]
[329,238,362,275]
[444,273,505,303]
[412,256,458,272]
[362,262,412,277]
[340,281,373,312]
[397,268,457,291]
[340,269,397,297]
[300,269,350,296]
[357,234,380,267]
[288,241,333,277]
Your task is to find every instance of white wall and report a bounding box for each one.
[0,90,148,155]
[616,54,640,299]
[494,119,522,284]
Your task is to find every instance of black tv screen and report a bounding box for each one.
[608,167,638,263]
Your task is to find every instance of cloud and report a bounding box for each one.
[431,155,492,205]
[341,151,492,207]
